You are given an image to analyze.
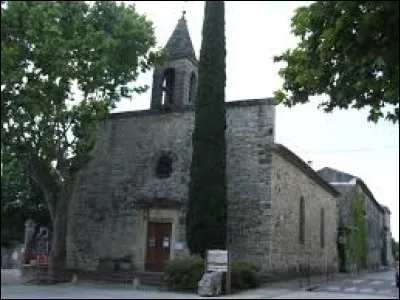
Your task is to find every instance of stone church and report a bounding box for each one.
[66,15,340,279]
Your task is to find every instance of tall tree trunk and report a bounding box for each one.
[49,195,69,281]
[24,155,74,282]
[48,177,75,282]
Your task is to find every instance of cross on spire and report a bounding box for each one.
[165,3,197,63]
[181,1,188,19]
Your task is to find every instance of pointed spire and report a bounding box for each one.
[165,14,197,63]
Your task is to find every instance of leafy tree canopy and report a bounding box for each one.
[1,151,50,247]
[1,0,161,275]
[274,1,399,123]
[1,0,161,214]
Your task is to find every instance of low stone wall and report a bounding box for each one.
[21,265,50,280]
[1,244,24,269]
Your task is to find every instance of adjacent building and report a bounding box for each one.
[317,167,386,271]
[382,205,395,266]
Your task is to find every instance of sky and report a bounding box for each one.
[114,1,399,241]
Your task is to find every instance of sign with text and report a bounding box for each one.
[206,249,229,272]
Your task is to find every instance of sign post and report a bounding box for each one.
[226,250,231,295]
[206,249,231,295]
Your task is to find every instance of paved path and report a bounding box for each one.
[2,269,399,299]
[1,283,289,299]
[306,269,399,299]
[0,270,292,299]
[269,290,398,299]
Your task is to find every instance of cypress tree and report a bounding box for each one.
[186,1,227,257]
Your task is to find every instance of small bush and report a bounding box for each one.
[163,257,205,291]
[229,260,261,290]
[163,257,260,292]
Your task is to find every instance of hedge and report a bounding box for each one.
[163,257,261,292]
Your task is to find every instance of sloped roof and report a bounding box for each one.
[273,143,340,197]
[381,205,391,214]
[318,166,355,183]
[316,167,384,213]
[165,15,197,63]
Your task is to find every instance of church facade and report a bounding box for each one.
[66,16,340,279]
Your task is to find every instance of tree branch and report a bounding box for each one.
[19,151,60,219]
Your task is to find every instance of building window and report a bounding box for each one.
[299,197,305,244]
[156,154,173,179]
[161,68,175,109]
[320,208,325,248]
[188,72,197,104]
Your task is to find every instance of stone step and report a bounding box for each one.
[21,266,165,286]
[134,271,164,286]
[81,270,164,286]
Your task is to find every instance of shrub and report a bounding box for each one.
[163,257,260,292]
[229,260,261,291]
[163,257,205,291]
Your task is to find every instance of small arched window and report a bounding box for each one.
[162,68,175,108]
[188,72,197,104]
[156,154,173,179]
[299,197,305,244]
[320,207,325,248]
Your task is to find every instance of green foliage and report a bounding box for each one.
[187,1,227,257]
[1,152,50,247]
[163,257,205,291]
[347,186,368,268]
[274,1,399,124]
[1,0,160,273]
[229,260,261,290]
[337,222,347,272]
[163,258,261,292]
[1,1,160,173]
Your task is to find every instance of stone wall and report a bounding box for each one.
[331,184,356,226]
[364,193,383,269]
[66,99,276,272]
[226,100,275,268]
[383,209,395,266]
[66,108,194,271]
[317,168,386,270]
[151,58,198,109]
[270,153,339,277]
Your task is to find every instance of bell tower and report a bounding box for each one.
[150,12,198,111]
